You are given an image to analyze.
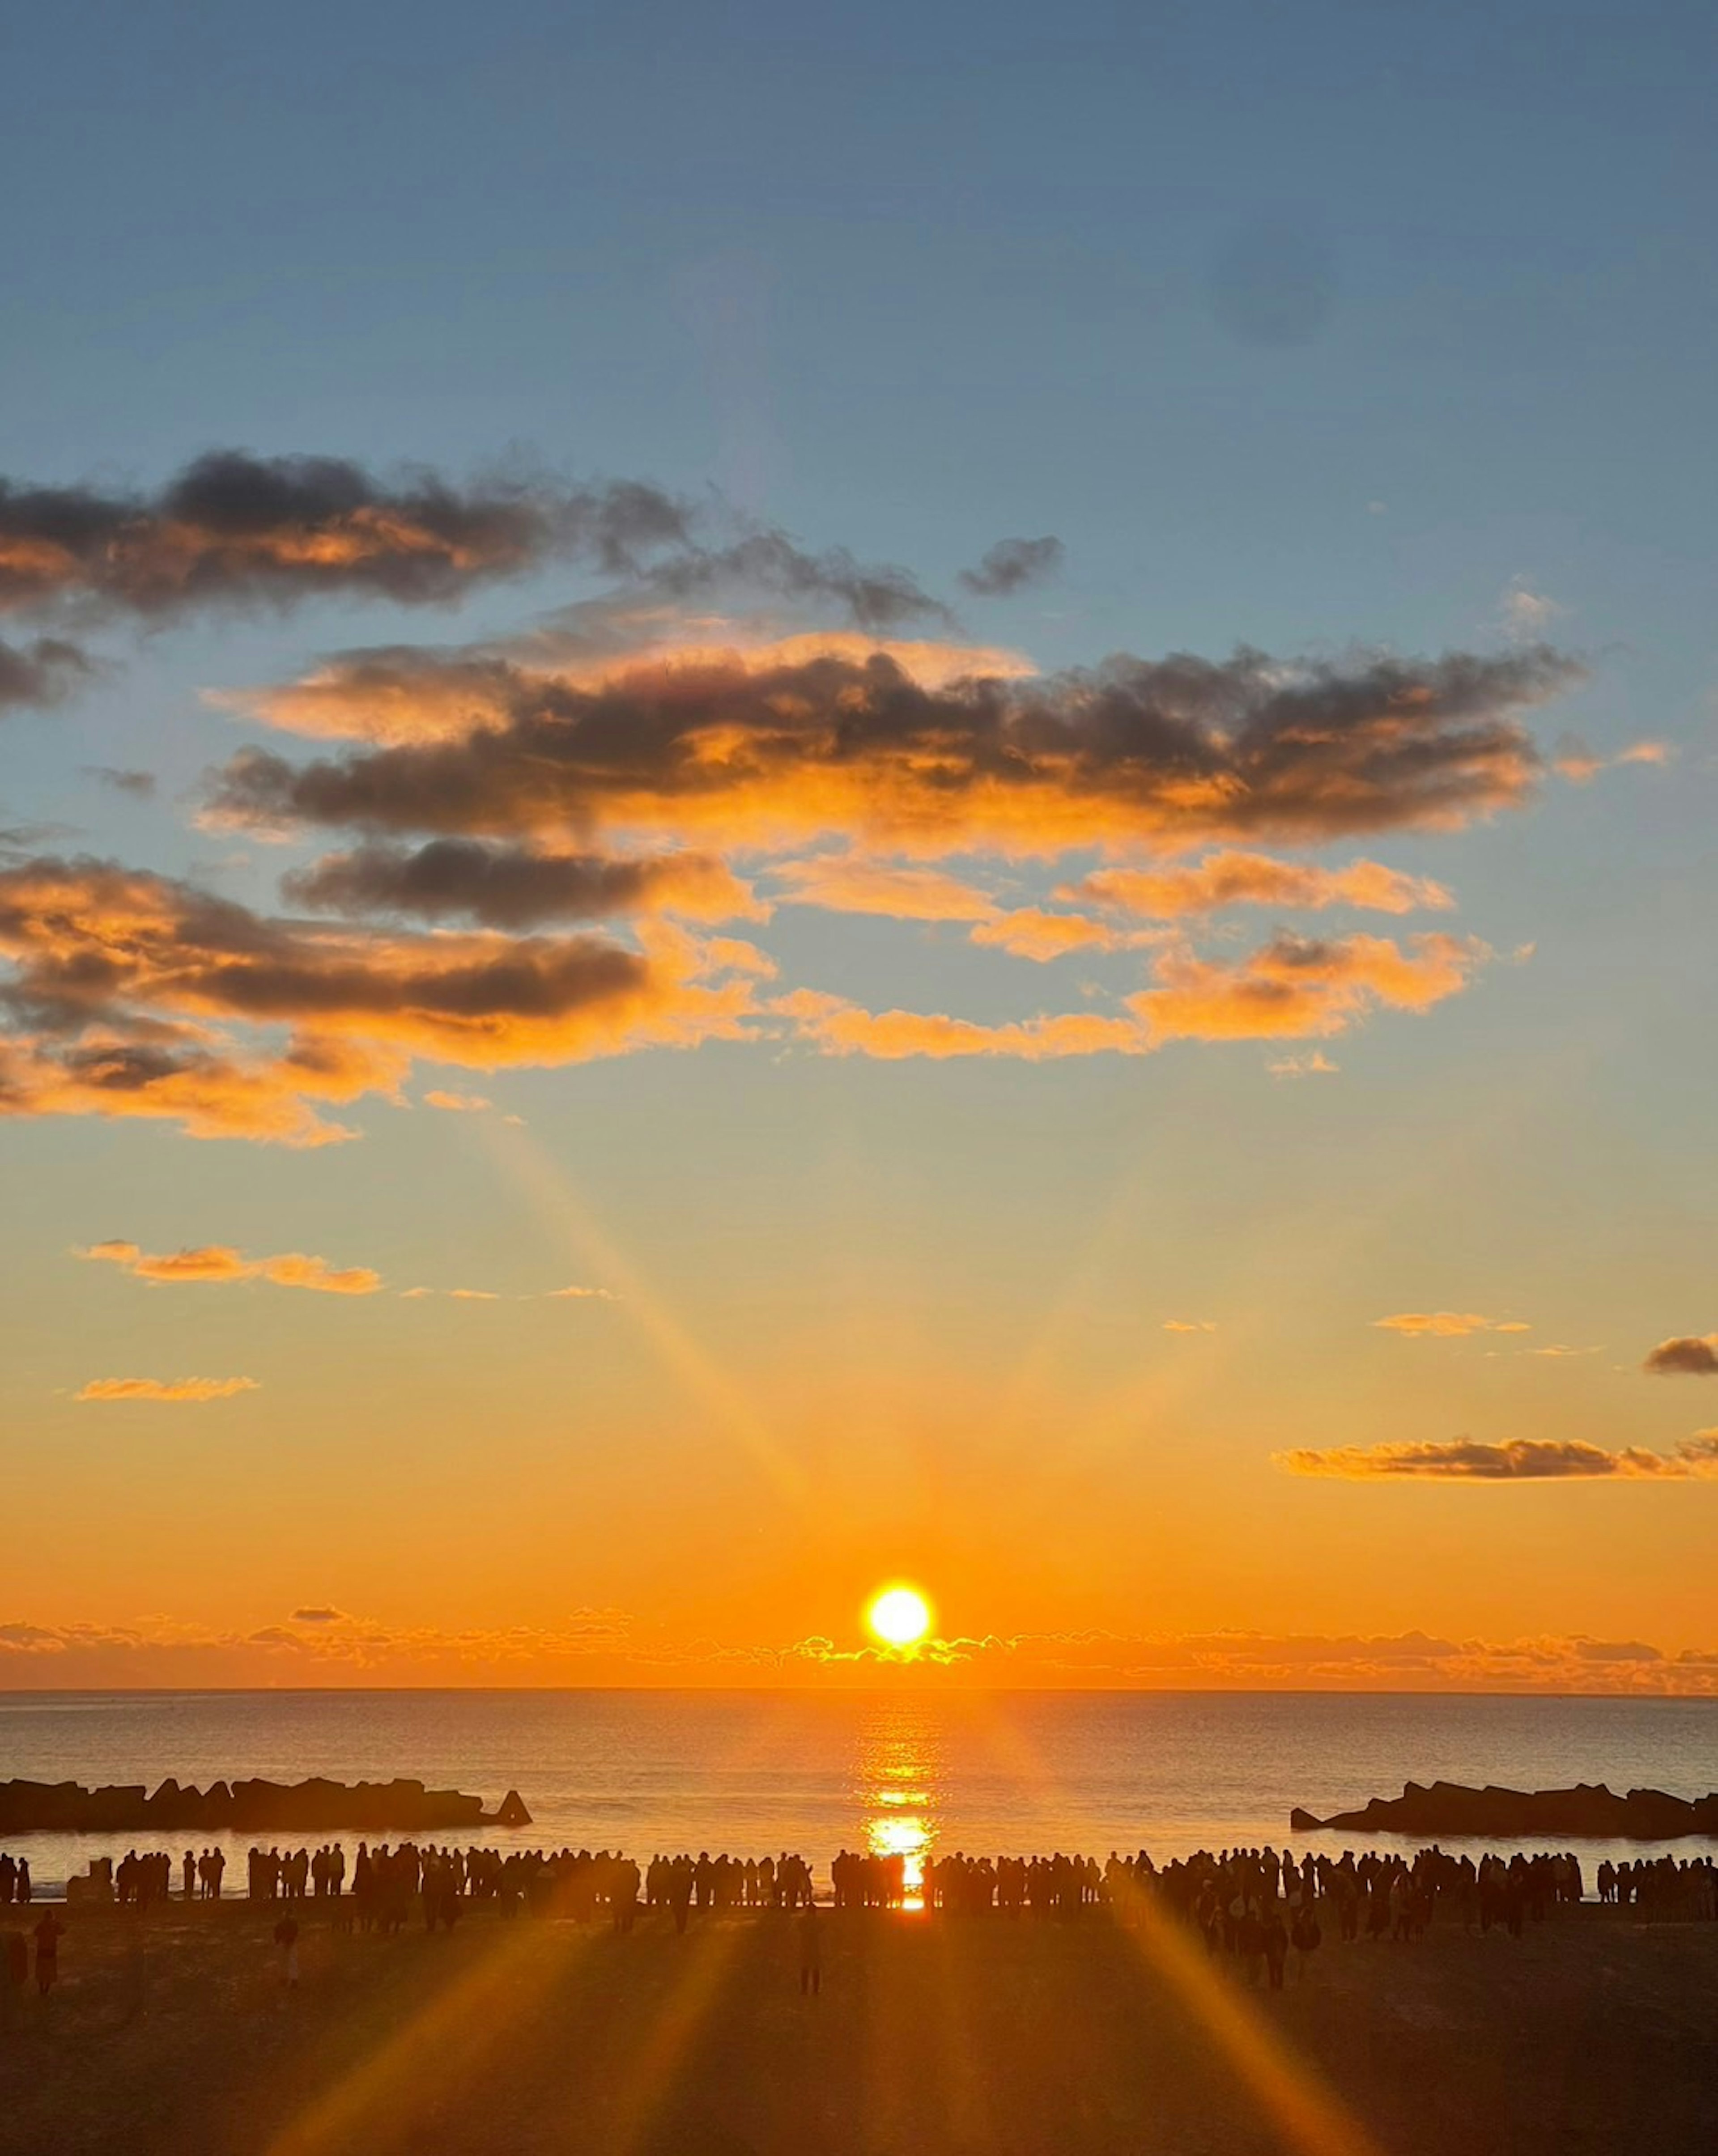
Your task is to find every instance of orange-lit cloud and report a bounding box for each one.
[1130,931,1487,1042]
[1163,1319,1218,1334]
[546,1284,616,1300]
[1268,1050,1340,1078]
[1644,1333,1718,1376]
[773,855,1000,922]
[209,644,1580,858]
[1276,1433,1718,1480]
[2,1604,1718,1693]
[220,628,1037,744]
[0,857,765,1141]
[969,907,1167,963]
[1067,849,1454,919]
[75,1375,260,1403]
[1373,1311,1531,1338]
[423,1089,492,1111]
[776,929,1487,1062]
[777,988,1150,1061]
[1554,738,1675,784]
[81,1239,381,1294]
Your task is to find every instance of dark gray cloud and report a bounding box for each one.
[638,528,952,631]
[0,451,692,618]
[85,766,157,798]
[283,838,754,929]
[959,536,1064,597]
[290,1606,347,1624]
[1645,1334,1718,1376]
[208,642,1582,854]
[0,634,93,712]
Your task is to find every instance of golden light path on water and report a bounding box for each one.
[857,1697,941,1910]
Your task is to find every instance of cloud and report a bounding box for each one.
[777,988,1150,1061]
[447,1288,500,1300]
[75,1375,259,1403]
[0,634,93,712]
[1268,1050,1339,1078]
[1163,1319,1217,1334]
[0,856,765,1142]
[968,908,1168,963]
[290,1607,347,1624]
[0,452,695,617]
[284,838,762,929]
[1555,736,1675,784]
[546,1284,615,1300]
[423,1089,492,1112]
[772,856,1000,923]
[1374,1311,1531,1338]
[1276,1432,1718,1480]
[211,627,1038,746]
[634,528,953,632]
[1499,579,1565,640]
[777,927,1487,1062]
[1066,849,1454,919]
[958,536,1064,597]
[1130,930,1487,1042]
[84,766,157,798]
[1645,1333,1718,1376]
[79,1238,382,1293]
[207,643,1582,858]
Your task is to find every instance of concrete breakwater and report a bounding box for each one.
[0,1776,532,1834]
[1291,1780,1718,1838]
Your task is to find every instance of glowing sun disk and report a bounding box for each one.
[867,1585,932,1649]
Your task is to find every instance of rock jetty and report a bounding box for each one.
[0,1776,531,1834]
[1289,1779,1718,1839]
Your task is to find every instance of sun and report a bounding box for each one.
[866,1584,933,1651]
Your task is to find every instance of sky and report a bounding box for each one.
[1,0,1715,1693]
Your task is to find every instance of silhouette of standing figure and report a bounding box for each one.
[33,1911,62,1996]
[797,1901,822,1996]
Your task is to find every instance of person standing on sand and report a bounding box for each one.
[1290,1902,1322,1982]
[33,1910,62,1996]
[274,1913,300,1992]
[797,1901,822,1997]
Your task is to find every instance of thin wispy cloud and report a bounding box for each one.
[1277,1433,1718,1481]
[76,1375,259,1403]
[80,1239,381,1294]
[1373,1311,1531,1338]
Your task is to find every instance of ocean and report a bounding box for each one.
[2,1689,1715,1897]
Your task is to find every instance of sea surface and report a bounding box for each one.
[2,1689,1715,1897]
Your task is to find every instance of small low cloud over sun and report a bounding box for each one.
[866,1585,933,1651]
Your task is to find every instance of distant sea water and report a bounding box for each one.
[2,1689,1716,1897]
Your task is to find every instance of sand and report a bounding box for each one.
[0,1899,1711,2155]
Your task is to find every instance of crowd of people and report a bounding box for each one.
[4,1834,1715,1994]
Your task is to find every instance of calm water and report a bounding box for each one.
[2,1689,1715,1896]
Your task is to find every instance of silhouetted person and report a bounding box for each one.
[183,1849,196,1900]
[274,1913,300,1990]
[33,1911,62,1996]
[798,1901,822,1996]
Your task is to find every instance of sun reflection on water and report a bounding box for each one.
[857,1698,944,1910]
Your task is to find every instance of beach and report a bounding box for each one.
[2,1897,1712,2156]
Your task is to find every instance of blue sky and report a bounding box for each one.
[0,0,1715,1688]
